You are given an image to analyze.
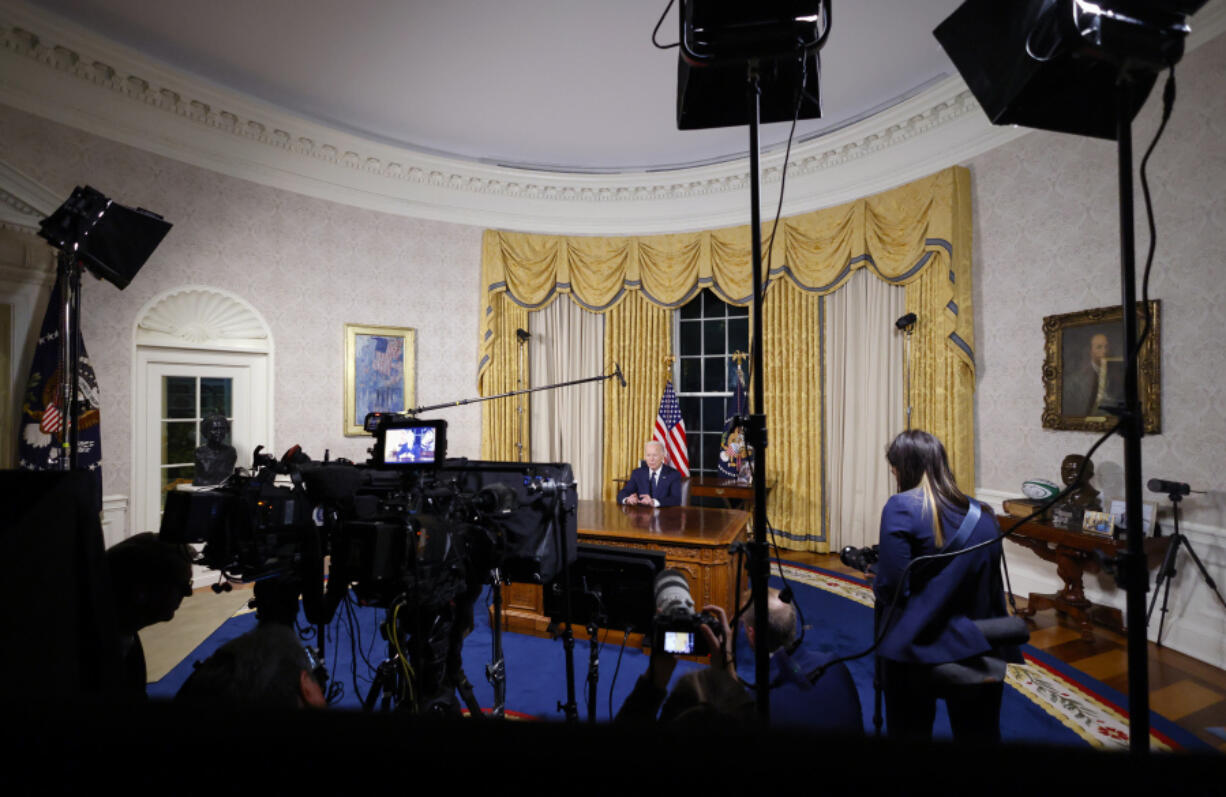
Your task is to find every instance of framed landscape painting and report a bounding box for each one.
[344,324,416,436]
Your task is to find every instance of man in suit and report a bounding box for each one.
[617,440,682,507]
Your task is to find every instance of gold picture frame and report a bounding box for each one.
[344,324,416,436]
[1042,301,1160,433]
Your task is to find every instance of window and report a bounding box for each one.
[675,290,750,476]
[159,375,234,494]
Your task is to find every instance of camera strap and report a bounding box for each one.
[941,499,981,553]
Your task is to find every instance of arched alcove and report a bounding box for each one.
[130,285,274,542]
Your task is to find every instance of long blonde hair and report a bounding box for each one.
[887,430,969,547]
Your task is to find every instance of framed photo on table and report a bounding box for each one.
[1041,301,1161,433]
[344,324,415,436]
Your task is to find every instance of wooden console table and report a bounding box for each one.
[1003,513,1171,641]
[500,500,750,648]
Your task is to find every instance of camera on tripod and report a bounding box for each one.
[158,413,578,714]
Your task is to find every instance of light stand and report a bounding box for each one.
[515,328,530,462]
[677,0,830,723]
[936,0,1206,753]
[896,313,917,430]
[36,186,171,469]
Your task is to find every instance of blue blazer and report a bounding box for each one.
[874,489,1018,666]
[617,463,682,507]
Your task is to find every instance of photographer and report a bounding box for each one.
[174,624,327,709]
[742,589,862,733]
[874,430,1020,743]
[614,605,754,726]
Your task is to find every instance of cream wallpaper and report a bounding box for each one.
[969,33,1226,531]
[2,32,1224,538]
[0,103,484,504]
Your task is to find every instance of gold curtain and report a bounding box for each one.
[761,280,826,547]
[601,293,671,501]
[479,292,530,461]
[479,166,975,545]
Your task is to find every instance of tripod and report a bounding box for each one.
[1146,491,1226,645]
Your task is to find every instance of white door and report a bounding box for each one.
[134,348,268,533]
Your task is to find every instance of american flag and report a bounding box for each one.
[653,380,689,478]
[39,402,62,435]
[372,337,402,376]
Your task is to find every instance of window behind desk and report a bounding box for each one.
[674,290,749,478]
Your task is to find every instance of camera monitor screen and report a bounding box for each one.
[374,417,446,468]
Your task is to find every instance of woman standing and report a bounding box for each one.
[873,429,1020,742]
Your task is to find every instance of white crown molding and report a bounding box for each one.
[1,0,1223,235]
[0,159,60,232]
[135,284,271,352]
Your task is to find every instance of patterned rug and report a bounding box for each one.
[782,561,1205,751]
[150,561,1210,751]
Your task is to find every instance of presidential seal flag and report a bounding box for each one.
[18,280,103,506]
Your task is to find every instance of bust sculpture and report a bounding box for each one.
[1050,453,1103,530]
[193,414,237,486]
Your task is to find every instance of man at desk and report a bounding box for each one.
[618,441,682,507]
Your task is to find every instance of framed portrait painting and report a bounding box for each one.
[344,324,416,436]
[1041,301,1161,433]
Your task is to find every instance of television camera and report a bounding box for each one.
[160,412,577,716]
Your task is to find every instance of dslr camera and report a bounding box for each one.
[651,569,722,656]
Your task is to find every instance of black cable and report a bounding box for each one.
[805,420,1121,686]
[1137,66,1176,355]
[608,629,632,721]
[651,0,679,50]
[799,68,1182,683]
[764,52,809,278]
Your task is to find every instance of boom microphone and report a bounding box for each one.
[895,312,917,330]
[614,362,627,388]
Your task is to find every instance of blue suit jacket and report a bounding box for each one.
[874,489,1019,666]
[768,648,864,732]
[617,463,682,507]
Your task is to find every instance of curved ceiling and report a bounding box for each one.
[26,0,967,173]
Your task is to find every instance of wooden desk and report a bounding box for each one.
[1003,513,1171,641]
[500,501,751,646]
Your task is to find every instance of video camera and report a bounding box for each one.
[159,413,577,713]
[161,414,576,598]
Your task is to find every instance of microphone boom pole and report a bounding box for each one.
[403,364,626,417]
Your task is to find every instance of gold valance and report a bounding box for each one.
[478,166,976,544]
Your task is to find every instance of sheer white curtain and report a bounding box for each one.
[529,296,605,501]
[824,269,906,551]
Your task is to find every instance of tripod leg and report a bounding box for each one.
[1147,534,1180,627]
[452,668,485,718]
[1177,536,1226,609]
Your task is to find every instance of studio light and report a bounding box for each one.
[934,0,1203,139]
[676,0,829,130]
[38,185,171,290]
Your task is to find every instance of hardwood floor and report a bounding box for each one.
[783,551,1226,752]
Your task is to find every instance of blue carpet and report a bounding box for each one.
[150,562,1212,749]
